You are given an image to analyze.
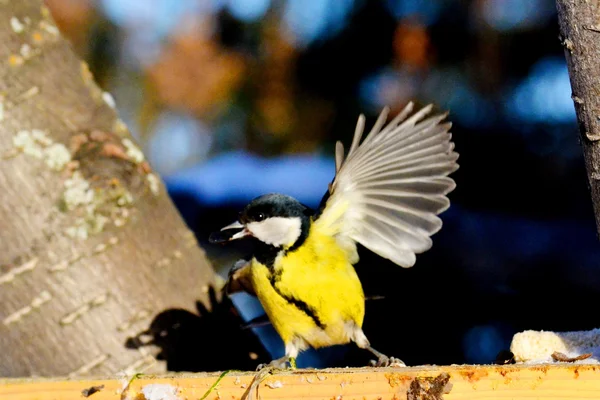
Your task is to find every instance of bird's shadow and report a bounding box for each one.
[125,286,271,372]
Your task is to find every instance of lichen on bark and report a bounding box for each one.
[0,0,217,377]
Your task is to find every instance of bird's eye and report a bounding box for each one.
[255,213,265,221]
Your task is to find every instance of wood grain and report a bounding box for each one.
[1,364,599,400]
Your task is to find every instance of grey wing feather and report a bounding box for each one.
[316,101,459,268]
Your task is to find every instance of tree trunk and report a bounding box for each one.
[0,0,217,377]
[555,0,600,236]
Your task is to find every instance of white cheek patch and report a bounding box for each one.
[247,217,302,247]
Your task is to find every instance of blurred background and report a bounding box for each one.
[45,0,600,370]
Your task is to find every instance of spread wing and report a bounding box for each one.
[314,102,459,268]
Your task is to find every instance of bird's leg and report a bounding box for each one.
[255,340,300,370]
[350,324,406,367]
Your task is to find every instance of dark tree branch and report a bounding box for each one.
[555,0,600,236]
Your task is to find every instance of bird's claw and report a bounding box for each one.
[256,358,289,371]
[370,355,406,368]
[255,363,274,371]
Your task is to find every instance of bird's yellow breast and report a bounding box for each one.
[250,224,365,348]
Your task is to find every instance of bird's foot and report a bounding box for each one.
[256,356,296,371]
[369,355,406,367]
[366,346,406,367]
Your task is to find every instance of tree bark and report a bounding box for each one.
[555,0,600,236]
[0,0,217,377]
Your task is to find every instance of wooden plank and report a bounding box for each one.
[1,364,599,400]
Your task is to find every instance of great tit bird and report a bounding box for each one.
[209,102,459,369]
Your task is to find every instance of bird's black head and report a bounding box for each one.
[240,194,311,223]
[209,193,312,249]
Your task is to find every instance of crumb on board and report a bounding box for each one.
[81,385,104,397]
[265,380,283,389]
[140,384,181,400]
[510,328,600,363]
[551,352,592,362]
[494,350,515,365]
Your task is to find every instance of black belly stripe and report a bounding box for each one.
[253,238,326,330]
[283,295,326,330]
[268,270,326,330]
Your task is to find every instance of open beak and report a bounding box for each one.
[209,221,250,244]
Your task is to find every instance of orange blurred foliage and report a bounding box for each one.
[252,19,299,140]
[393,19,431,71]
[145,22,248,120]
